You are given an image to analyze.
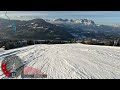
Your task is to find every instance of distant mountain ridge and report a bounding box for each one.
[46,18,96,26]
[0,18,74,40]
[46,18,120,40]
[0,17,120,41]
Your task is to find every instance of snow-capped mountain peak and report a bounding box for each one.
[47,18,96,26]
[111,24,120,28]
[74,19,95,25]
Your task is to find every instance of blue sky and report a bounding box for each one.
[0,11,120,25]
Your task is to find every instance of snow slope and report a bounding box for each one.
[0,43,120,79]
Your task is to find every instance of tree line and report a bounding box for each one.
[80,38,120,46]
[0,38,120,50]
[0,39,74,50]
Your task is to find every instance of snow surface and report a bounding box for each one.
[0,43,120,79]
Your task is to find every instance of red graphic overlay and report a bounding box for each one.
[22,66,44,75]
[1,63,11,77]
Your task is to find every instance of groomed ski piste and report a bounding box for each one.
[0,43,120,79]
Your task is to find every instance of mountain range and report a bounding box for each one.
[0,18,73,40]
[46,18,95,26]
[0,18,120,41]
[46,18,120,40]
